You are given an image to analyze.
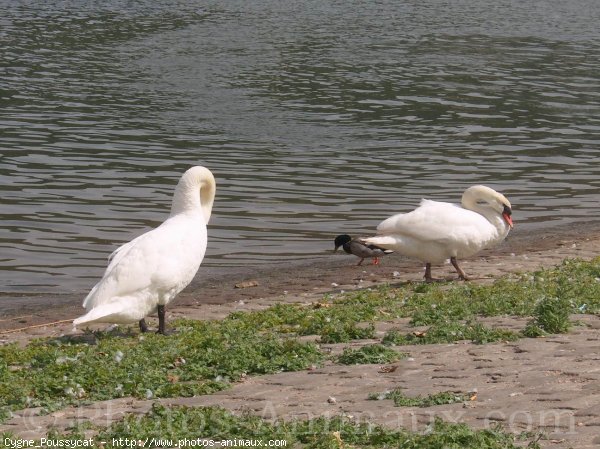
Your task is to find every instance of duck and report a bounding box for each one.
[362,185,513,282]
[73,166,216,335]
[334,234,393,266]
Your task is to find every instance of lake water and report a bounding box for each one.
[1,0,600,295]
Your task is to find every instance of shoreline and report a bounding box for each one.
[2,220,600,335]
[2,221,600,448]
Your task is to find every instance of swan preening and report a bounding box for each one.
[363,185,513,282]
[73,166,216,335]
[334,234,393,266]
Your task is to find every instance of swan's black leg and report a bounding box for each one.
[139,319,148,333]
[450,257,469,280]
[157,305,167,335]
[424,263,433,283]
[357,258,364,266]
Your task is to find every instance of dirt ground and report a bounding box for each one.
[1,221,600,448]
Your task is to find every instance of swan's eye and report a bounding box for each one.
[503,205,512,216]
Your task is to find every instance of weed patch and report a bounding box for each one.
[369,388,472,407]
[336,344,407,365]
[523,293,572,337]
[383,320,519,345]
[0,320,322,421]
[50,404,539,449]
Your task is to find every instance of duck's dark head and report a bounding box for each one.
[334,234,352,251]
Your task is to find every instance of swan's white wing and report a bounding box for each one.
[82,214,206,312]
[376,199,490,243]
[106,233,146,273]
[82,232,156,310]
[82,233,148,309]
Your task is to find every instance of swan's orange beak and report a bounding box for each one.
[502,212,514,229]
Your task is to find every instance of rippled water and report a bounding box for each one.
[2,0,600,294]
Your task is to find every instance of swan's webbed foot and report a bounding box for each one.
[450,257,469,281]
[139,319,148,333]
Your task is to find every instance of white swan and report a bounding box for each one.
[363,185,513,282]
[73,166,216,334]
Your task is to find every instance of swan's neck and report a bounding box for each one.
[170,168,216,223]
[484,212,510,238]
[462,195,509,238]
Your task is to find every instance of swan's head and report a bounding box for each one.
[334,234,352,251]
[462,185,513,229]
[171,166,216,223]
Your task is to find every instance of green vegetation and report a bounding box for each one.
[227,301,379,343]
[382,320,519,346]
[1,257,598,439]
[45,403,539,449]
[369,388,472,407]
[336,343,407,365]
[523,292,573,337]
[382,258,599,344]
[0,320,322,421]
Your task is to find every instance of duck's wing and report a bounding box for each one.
[365,244,394,255]
[347,240,375,258]
[348,240,393,258]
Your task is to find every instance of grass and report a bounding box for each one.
[522,292,573,337]
[0,319,322,421]
[369,388,472,407]
[41,403,540,449]
[382,320,519,346]
[336,344,407,365]
[227,301,379,343]
[1,257,598,429]
[406,258,600,323]
[212,257,599,345]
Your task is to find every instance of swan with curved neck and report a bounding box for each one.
[73,166,216,334]
[363,185,513,282]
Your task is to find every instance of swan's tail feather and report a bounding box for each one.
[73,297,149,326]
